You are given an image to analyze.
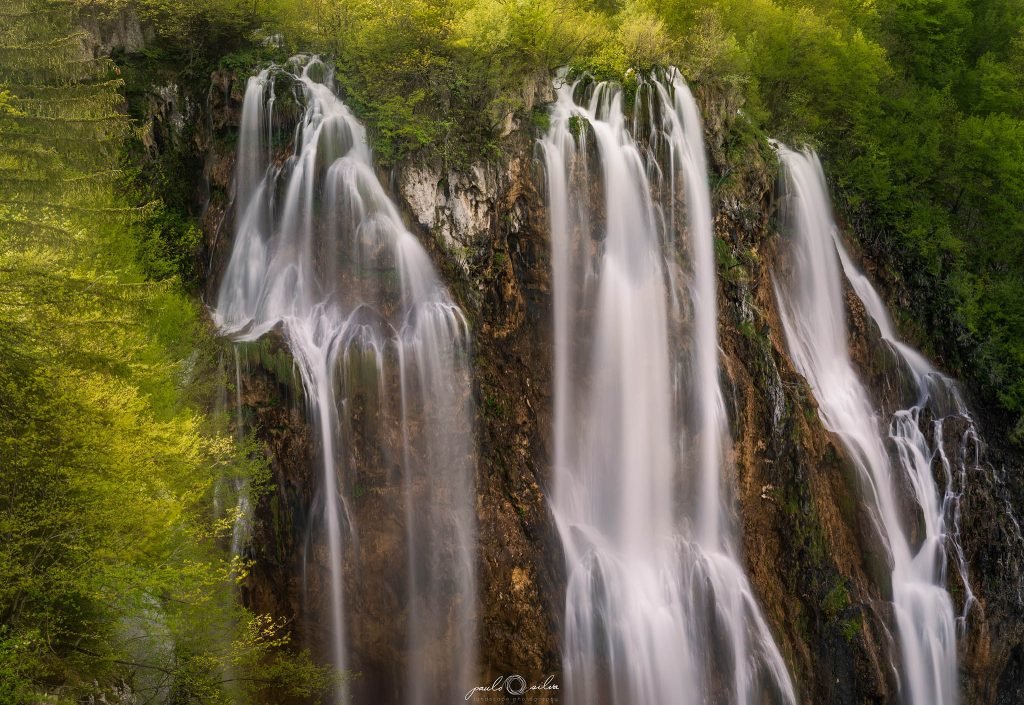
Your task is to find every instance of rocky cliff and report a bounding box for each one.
[126,54,1024,704]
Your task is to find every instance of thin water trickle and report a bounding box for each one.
[230,345,251,559]
[542,69,795,705]
[213,56,476,705]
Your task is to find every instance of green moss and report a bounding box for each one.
[568,114,589,141]
[841,615,863,642]
[823,581,851,619]
[531,107,552,134]
[714,236,749,285]
[484,391,509,420]
[620,70,641,109]
[738,319,760,342]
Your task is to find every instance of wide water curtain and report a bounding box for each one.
[773,145,976,705]
[213,56,477,705]
[542,69,795,705]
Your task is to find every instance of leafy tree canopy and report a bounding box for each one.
[0,2,334,702]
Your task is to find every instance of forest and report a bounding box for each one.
[1,0,1023,703]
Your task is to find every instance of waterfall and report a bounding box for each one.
[213,56,477,705]
[541,68,795,705]
[772,145,976,705]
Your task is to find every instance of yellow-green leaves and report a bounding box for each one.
[0,2,332,701]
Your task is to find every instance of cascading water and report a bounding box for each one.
[541,68,795,705]
[213,56,477,705]
[772,145,977,705]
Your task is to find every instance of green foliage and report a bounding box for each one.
[201,0,681,165]
[132,205,204,283]
[0,1,334,702]
[92,0,1023,436]
[568,114,588,140]
[880,0,972,88]
[649,0,1024,441]
[531,106,551,133]
[79,0,294,83]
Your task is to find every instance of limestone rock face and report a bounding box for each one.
[397,163,497,260]
[78,7,148,58]
[392,133,562,687]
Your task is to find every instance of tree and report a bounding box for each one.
[0,2,334,702]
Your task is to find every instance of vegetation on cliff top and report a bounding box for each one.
[89,0,1024,444]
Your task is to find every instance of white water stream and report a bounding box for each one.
[773,145,976,705]
[542,69,795,705]
[213,56,476,705]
